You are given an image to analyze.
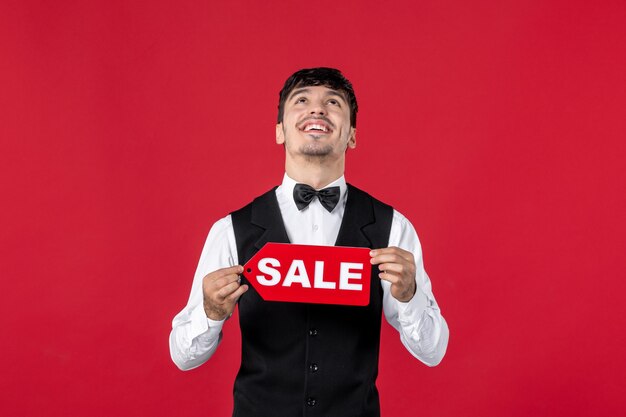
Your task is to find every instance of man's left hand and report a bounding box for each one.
[370,247,417,302]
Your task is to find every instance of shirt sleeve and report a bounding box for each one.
[382,210,449,366]
[169,215,239,370]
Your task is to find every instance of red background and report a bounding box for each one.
[1,1,625,416]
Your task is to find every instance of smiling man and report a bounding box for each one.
[169,67,449,417]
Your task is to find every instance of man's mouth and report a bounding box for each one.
[299,119,333,134]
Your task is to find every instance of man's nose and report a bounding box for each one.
[309,101,325,115]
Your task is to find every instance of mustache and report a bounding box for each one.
[297,116,335,130]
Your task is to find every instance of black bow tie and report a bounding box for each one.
[293,183,341,213]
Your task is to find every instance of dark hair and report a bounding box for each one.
[277,67,358,127]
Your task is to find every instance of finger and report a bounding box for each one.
[214,273,243,288]
[208,265,244,280]
[226,284,249,302]
[378,270,401,284]
[370,253,407,266]
[205,273,239,293]
[376,262,409,275]
[370,247,413,262]
[217,281,243,299]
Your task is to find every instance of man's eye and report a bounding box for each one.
[295,97,307,103]
[328,99,340,106]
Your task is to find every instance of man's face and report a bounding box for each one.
[276,85,356,162]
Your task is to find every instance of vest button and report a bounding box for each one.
[306,397,316,407]
[309,363,319,372]
[309,329,318,336]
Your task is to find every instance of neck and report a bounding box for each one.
[285,157,345,189]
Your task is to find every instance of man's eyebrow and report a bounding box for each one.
[324,90,347,102]
[287,88,311,100]
[288,88,347,102]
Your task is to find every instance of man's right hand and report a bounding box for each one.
[202,265,249,321]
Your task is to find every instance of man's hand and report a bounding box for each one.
[202,265,249,321]
[370,247,416,302]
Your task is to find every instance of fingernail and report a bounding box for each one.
[370,250,376,256]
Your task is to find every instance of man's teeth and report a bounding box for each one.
[304,124,328,132]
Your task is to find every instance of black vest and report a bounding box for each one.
[230,184,393,417]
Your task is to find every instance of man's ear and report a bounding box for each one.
[276,123,285,145]
[347,127,357,149]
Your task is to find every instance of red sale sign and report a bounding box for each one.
[243,243,372,306]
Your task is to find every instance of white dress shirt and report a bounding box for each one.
[170,174,449,370]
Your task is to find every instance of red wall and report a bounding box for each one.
[2,1,625,416]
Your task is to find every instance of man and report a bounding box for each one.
[170,67,449,417]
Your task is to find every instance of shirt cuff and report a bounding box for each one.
[396,286,429,324]
[190,303,225,340]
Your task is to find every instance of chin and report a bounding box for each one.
[299,144,333,157]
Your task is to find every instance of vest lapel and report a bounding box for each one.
[335,184,376,248]
[250,187,291,249]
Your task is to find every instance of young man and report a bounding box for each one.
[170,67,449,417]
